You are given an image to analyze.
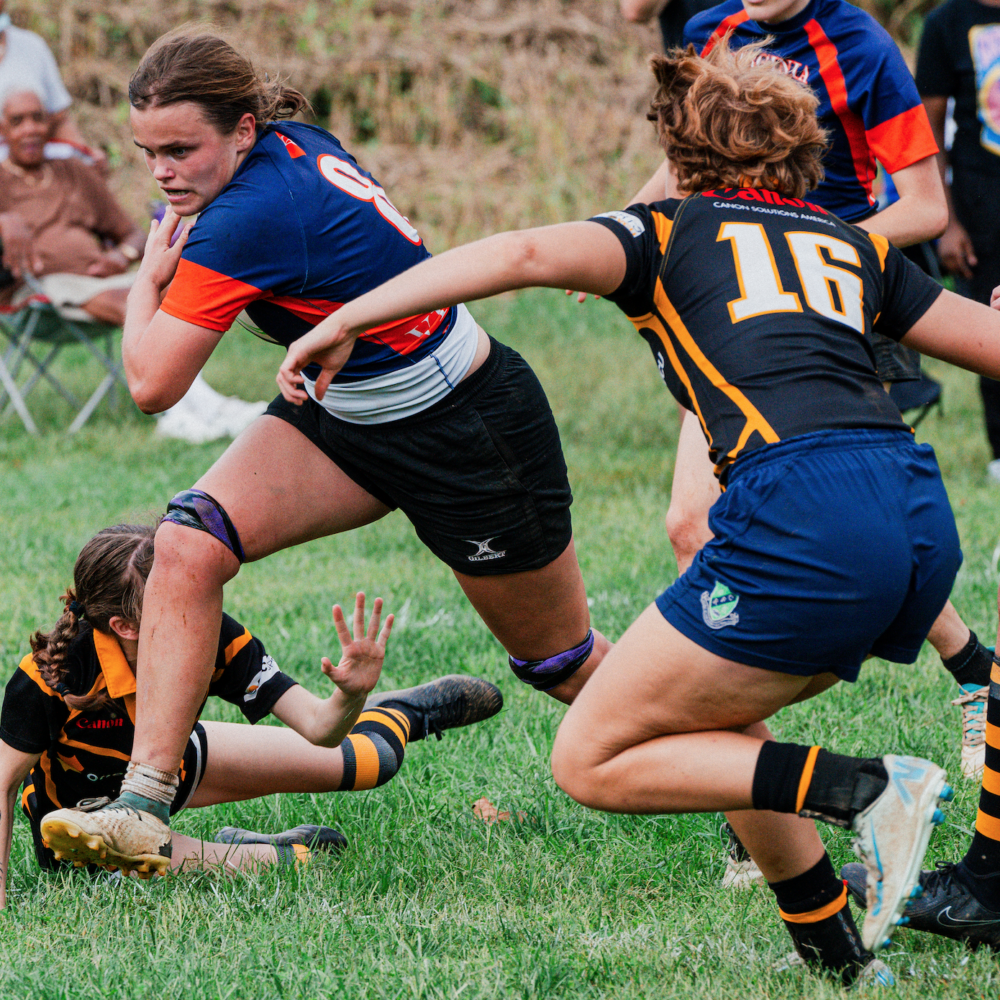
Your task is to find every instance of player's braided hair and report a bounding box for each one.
[648,36,828,198]
[129,30,311,134]
[30,524,157,714]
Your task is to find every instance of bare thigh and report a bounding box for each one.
[193,414,391,560]
[552,604,839,813]
[453,537,591,660]
[186,721,347,808]
[665,408,720,573]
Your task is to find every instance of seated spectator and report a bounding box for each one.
[0,87,266,440]
[0,3,105,169]
[0,87,141,324]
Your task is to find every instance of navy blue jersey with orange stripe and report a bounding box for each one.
[160,120,456,383]
[0,615,295,812]
[683,0,938,221]
[589,192,941,480]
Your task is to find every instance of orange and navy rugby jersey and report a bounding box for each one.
[0,614,295,811]
[589,191,942,481]
[160,120,456,384]
[683,0,938,221]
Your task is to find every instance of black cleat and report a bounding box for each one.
[215,824,347,853]
[842,861,1000,950]
[365,674,503,741]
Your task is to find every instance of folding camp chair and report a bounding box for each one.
[0,273,128,434]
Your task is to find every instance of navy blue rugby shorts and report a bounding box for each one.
[656,429,962,682]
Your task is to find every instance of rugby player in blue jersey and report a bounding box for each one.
[41,30,613,877]
[276,41,1000,981]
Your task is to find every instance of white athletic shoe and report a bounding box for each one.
[155,374,267,444]
[720,822,766,889]
[952,684,988,781]
[851,755,951,953]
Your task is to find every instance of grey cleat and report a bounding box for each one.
[366,674,503,741]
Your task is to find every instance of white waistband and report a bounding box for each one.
[304,304,479,424]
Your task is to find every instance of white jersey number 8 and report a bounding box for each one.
[318,154,421,245]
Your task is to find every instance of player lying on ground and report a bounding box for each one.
[275,40,1000,982]
[0,523,501,902]
[51,29,613,873]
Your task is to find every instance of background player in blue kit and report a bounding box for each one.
[275,41,1000,983]
[45,30,615,872]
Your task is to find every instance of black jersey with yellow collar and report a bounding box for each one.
[0,614,295,812]
[590,190,942,481]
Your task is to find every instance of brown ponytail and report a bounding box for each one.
[129,31,311,135]
[31,524,157,714]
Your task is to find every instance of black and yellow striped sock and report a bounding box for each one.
[771,853,871,985]
[959,656,1000,909]
[337,708,411,791]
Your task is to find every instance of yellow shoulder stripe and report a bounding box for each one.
[17,653,61,698]
[868,232,890,273]
[224,628,253,665]
[652,212,673,255]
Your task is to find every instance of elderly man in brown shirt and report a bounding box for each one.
[0,87,144,325]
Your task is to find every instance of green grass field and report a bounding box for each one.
[0,290,998,998]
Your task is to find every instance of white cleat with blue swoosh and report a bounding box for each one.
[851,755,951,953]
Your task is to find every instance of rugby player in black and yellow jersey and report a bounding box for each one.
[275,40,1000,981]
[0,523,501,900]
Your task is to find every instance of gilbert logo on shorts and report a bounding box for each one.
[466,537,506,562]
[701,581,740,629]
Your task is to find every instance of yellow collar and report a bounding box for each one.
[91,629,136,699]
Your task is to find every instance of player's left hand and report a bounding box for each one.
[992,285,1000,312]
[277,319,361,404]
[321,593,394,699]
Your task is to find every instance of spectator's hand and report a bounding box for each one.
[135,208,189,293]
[0,212,35,279]
[86,249,130,278]
[938,220,977,281]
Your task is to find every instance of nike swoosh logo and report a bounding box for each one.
[937,906,1000,928]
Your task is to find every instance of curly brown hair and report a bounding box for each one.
[648,37,828,198]
[30,524,157,714]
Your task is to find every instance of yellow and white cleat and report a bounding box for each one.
[40,796,172,878]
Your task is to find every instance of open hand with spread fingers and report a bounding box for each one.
[322,592,394,701]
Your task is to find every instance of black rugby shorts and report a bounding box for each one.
[266,338,574,575]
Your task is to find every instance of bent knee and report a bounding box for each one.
[551,732,615,811]
[153,520,240,581]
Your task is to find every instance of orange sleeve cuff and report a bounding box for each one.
[161,258,263,333]
[866,105,939,175]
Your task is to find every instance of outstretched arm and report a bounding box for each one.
[902,288,1000,376]
[270,594,394,748]
[0,742,40,909]
[277,221,628,401]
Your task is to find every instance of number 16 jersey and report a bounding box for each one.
[590,191,942,482]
